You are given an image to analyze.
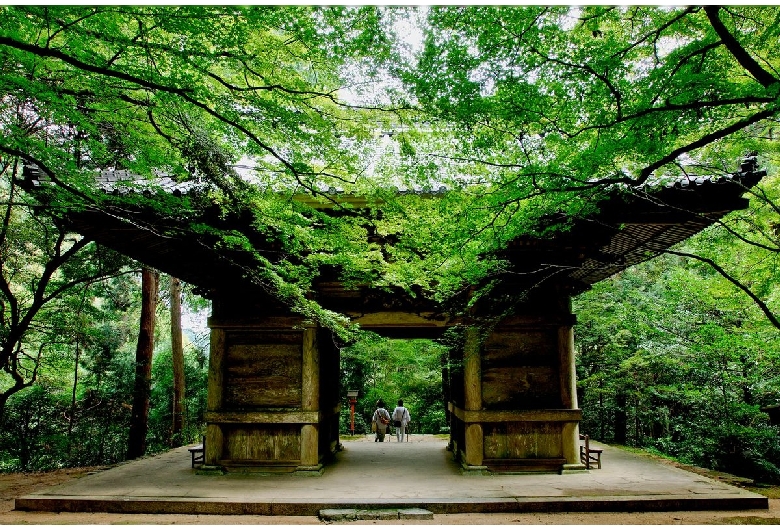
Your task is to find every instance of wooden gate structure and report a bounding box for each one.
[20,158,765,474]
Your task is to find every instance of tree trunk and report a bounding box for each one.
[599,380,604,441]
[614,392,627,445]
[127,268,158,460]
[68,339,80,438]
[740,354,753,406]
[170,276,185,447]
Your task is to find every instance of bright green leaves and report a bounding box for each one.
[0,5,385,191]
[4,6,780,337]
[0,6,405,335]
[409,6,780,189]
[361,5,780,314]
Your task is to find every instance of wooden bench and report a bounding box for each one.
[188,436,205,468]
[579,434,603,469]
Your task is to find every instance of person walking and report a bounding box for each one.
[392,399,411,442]
[372,400,391,442]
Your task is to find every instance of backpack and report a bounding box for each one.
[393,407,405,427]
[378,409,390,425]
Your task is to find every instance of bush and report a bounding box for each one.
[417,406,446,434]
[340,405,370,435]
[0,342,209,472]
[0,385,70,471]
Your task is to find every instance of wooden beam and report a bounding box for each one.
[450,406,582,423]
[205,411,321,424]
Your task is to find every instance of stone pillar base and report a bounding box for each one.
[295,464,324,476]
[560,463,588,474]
[460,463,490,475]
[195,465,226,476]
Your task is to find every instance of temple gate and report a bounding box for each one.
[19,158,766,474]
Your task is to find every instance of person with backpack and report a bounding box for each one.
[392,399,411,442]
[372,400,391,442]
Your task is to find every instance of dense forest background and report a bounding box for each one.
[575,171,780,482]
[2,5,780,483]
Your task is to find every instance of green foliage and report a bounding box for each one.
[0,328,209,471]
[412,6,780,182]
[3,5,780,483]
[4,6,780,335]
[0,5,403,341]
[66,352,135,468]
[0,229,209,472]
[147,345,209,451]
[0,384,68,471]
[0,163,135,419]
[339,406,371,436]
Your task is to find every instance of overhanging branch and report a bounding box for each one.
[704,6,779,89]
[664,248,780,331]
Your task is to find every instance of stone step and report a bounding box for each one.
[319,508,434,521]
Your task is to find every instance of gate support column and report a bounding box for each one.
[463,326,485,471]
[559,324,585,472]
[299,324,320,471]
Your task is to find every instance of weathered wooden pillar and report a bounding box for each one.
[462,326,485,470]
[299,323,320,470]
[201,292,338,474]
[559,324,583,471]
[450,286,585,474]
[204,328,225,468]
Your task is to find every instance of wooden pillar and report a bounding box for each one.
[204,328,225,467]
[301,324,320,412]
[200,292,335,474]
[299,324,321,471]
[559,326,576,409]
[463,326,484,469]
[559,325,584,471]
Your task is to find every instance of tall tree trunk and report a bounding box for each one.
[740,354,753,406]
[614,392,627,445]
[68,339,80,438]
[598,379,604,441]
[127,268,158,460]
[170,276,185,447]
[69,292,88,439]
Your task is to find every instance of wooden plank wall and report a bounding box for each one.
[223,331,303,409]
[481,328,562,409]
[223,425,301,462]
[483,422,563,460]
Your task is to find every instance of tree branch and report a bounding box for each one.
[663,249,780,331]
[0,35,318,190]
[611,7,697,59]
[572,96,774,139]
[0,36,191,96]
[704,6,779,89]
[637,107,776,183]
